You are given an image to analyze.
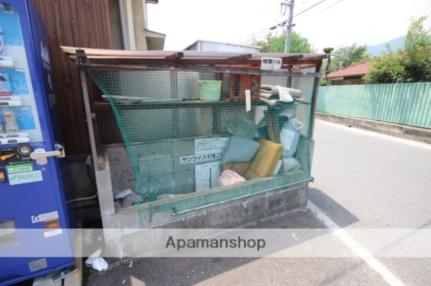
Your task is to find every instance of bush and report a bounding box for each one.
[365,17,431,83]
[364,52,406,83]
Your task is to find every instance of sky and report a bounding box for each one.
[147,0,431,52]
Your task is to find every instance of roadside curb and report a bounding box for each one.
[316,112,431,144]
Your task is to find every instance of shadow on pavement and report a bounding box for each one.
[86,191,362,286]
[308,188,359,227]
[86,209,330,286]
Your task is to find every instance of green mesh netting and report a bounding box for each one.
[87,68,315,221]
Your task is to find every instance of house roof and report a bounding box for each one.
[184,40,260,51]
[327,61,370,79]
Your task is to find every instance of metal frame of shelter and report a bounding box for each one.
[63,47,325,231]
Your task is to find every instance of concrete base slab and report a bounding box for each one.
[103,184,309,257]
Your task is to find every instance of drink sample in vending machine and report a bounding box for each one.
[0,26,13,68]
[3,111,18,132]
[0,26,4,54]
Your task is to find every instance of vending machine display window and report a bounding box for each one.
[0,3,42,145]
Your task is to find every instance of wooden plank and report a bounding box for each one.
[61,46,175,57]
[71,56,326,68]
[33,0,114,154]
[62,46,325,65]
[62,46,248,59]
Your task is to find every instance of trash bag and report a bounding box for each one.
[227,115,259,139]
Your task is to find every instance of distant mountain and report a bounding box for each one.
[367,36,405,56]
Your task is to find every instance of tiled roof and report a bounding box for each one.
[327,61,370,79]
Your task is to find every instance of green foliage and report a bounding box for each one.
[365,16,431,83]
[322,47,334,83]
[319,77,330,86]
[255,34,284,52]
[403,16,431,82]
[330,44,370,71]
[290,32,314,53]
[254,32,313,53]
[323,47,334,54]
[363,53,406,83]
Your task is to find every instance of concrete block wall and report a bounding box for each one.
[104,184,309,256]
[106,138,225,197]
[103,145,135,197]
[104,133,313,200]
[163,184,308,228]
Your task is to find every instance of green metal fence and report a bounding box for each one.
[316,83,431,129]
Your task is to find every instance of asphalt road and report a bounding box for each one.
[311,119,431,229]
[87,120,431,286]
[87,210,388,286]
[310,119,431,285]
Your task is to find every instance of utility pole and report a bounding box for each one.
[282,0,295,53]
[323,47,334,85]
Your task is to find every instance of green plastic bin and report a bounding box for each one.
[199,80,222,101]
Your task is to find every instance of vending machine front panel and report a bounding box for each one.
[0,1,74,284]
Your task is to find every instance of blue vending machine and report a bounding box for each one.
[0,0,74,284]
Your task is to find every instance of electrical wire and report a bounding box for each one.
[232,1,284,43]
[281,1,288,16]
[234,17,285,43]
[315,0,348,15]
[247,0,283,19]
[294,0,330,18]
[236,0,343,44]
[269,0,330,30]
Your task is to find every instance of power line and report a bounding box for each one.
[246,0,284,19]
[315,0,348,15]
[236,0,344,44]
[234,0,320,43]
[232,1,284,43]
[268,0,330,30]
[234,25,277,43]
[234,15,285,43]
[294,0,329,18]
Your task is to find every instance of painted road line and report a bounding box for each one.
[308,201,405,286]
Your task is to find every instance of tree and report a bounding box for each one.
[254,32,313,53]
[363,52,406,83]
[323,47,334,75]
[365,16,431,83]
[403,16,431,82]
[330,44,370,71]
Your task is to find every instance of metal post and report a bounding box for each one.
[79,70,99,171]
[283,0,295,53]
[79,68,116,219]
[265,109,281,143]
[170,69,179,137]
[309,62,322,139]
